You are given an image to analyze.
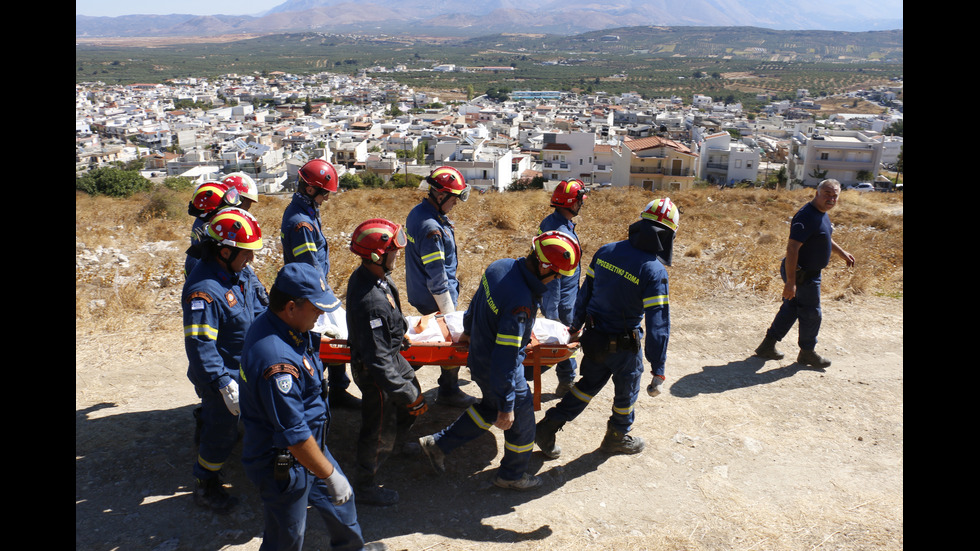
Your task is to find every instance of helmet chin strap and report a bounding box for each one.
[218,246,243,275]
[429,189,452,215]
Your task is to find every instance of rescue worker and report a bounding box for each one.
[280,158,361,410]
[754,179,855,367]
[239,263,387,551]
[345,219,426,507]
[535,198,678,459]
[185,179,242,277]
[418,231,582,491]
[404,166,477,408]
[182,207,266,513]
[222,171,260,212]
[537,179,587,397]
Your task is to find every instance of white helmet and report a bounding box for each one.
[222,172,259,204]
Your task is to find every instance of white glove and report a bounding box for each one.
[324,469,353,505]
[219,380,241,416]
[433,291,455,314]
[647,375,665,398]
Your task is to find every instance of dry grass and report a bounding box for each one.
[76,186,903,333]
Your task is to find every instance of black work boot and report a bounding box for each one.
[355,483,399,507]
[599,423,645,455]
[330,387,363,410]
[435,367,478,407]
[754,337,784,360]
[797,349,831,368]
[535,417,565,459]
[193,477,238,514]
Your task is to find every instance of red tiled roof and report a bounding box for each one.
[623,136,693,155]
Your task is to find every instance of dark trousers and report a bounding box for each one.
[544,345,644,433]
[193,384,239,481]
[432,382,536,481]
[766,259,823,351]
[246,448,364,551]
[353,376,418,486]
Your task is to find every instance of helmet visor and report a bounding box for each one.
[391,226,407,249]
[453,184,471,202]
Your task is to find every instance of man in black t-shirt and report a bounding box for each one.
[755,179,855,368]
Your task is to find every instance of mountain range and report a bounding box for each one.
[75,0,903,37]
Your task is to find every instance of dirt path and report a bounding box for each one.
[75,288,902,551]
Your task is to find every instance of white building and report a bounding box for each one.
[539,131,597,184]
[696,131,761,186]
[788,127,884,188]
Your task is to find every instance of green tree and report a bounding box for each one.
[75,167,151,198]
[388,172,423,188]
[360,171,384,188]
[340,172,362,189]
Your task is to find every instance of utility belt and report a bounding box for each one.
[579,322,640,363]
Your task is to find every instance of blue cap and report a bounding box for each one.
[273,263,336,311]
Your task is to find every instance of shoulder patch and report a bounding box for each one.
[263,363,300,380]
[186,291,213,304]
[425,229,443,240]
[274,373,293,394]
[295,221,316,233]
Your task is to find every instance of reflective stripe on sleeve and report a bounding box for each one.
[185,324,218,340]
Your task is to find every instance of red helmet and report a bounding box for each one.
[222,172,258,203]
[533,230,582,277]
[192,180,241,216]
[426,166,469,201]
[298,159,338,193]
[641,197,679,232]
[350,218,407,263]
[206,207,263,250]
[550,179,587,209]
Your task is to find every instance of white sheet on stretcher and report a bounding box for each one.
[405,312,570,345]
[314,308,348,339]
[314,308,571,345]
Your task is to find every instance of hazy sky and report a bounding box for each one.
[76,0,283,17]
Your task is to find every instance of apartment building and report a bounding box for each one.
[696,131,761,186]
[539,131,597,184]
[788,128,884,188]
[611,136,698,191]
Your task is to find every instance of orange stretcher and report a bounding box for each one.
[319,337,579,411]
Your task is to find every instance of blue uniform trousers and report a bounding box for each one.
[545,345,644,433]
[766,259,823,351]
[193,384,240,481]
[431,385,536,481]
[246,448,364,551]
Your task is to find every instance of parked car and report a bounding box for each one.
[851,182,874,193]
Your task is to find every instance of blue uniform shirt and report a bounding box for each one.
[462,258,548,413]
[239,309,328,468]
[182,257,267,390]
[280,192,341,311]
[789,202,833,271]
[405,199,459,314]
[573,240,670,374]
[538,210,580,322]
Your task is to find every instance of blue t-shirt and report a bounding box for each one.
[789,202,833,271]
